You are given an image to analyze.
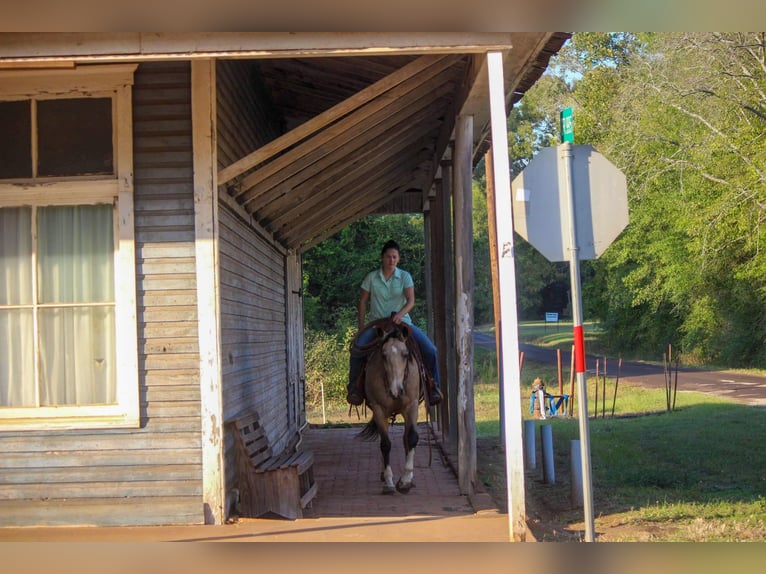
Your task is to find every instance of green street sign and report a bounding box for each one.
[560,107,574,143]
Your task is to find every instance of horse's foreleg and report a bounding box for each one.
[379,431,396,494]
[373,409,396,495]
[396,407,419,494]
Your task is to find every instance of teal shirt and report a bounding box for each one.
[361,267,414,324]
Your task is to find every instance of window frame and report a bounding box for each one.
[0,64,139,430]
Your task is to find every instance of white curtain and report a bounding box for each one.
[0,207,34,406]
[0,205,116,407]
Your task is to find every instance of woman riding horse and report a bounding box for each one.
[346,239,442,407]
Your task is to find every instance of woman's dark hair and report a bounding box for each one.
[381,239,400,256]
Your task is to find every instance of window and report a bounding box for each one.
[0,65,139,430]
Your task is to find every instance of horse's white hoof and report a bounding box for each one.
[382,485,396,495]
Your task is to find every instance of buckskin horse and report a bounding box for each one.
[356,319,422,494]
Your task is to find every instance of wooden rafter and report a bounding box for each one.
[231,55,460,206]
[252,82,455,226]
[218,54,452,186]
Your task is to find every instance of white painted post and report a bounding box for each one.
[321,381,327,425]
[487,50,526,542]
[524,420,536,469]
[540,424,555,485]
[192,59,225,525]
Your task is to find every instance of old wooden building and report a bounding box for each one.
[0,32,568,528]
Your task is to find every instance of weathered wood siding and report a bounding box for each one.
[216,60,296,507]
[0,61,204,527]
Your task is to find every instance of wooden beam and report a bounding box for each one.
[429,178,449,434]
[411,56,471,209]
[454,114,476,497]
[484,149,505,446]
[191,59,225,525]
[218,54,449,185]
[441,158,458,444]
[0,32,513,63]
[487,50,526,542]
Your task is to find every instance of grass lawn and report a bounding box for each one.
[306,321,766,541]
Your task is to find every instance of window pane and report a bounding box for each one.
[39,306,116,406]
[37,98,113,177]
[0,100,33,179]
[38,205,114,304]
[0,207,33,305]
[0,309,35,407]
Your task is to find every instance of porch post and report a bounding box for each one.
[453,114,476,496]
[192,59,225,525]
[487,50,526,541]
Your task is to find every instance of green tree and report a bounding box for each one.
[569,32,766,365]
[302,213,427,333]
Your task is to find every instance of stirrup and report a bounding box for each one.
[347,389,364,406]
[428,387,443,406]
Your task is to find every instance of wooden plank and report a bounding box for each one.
[142,369,199,384]
[484,148,504,443]
[0,179,119,206]
[0,464,201,484]
[141,353,202,371]
[429,177,450,432]
[140,275,197,291]
[443,156,458,440]
[0,497,203,527]
[2,480,202,500]
[0,33,513,62]
[0,432,202,453]
[454,114,476,497]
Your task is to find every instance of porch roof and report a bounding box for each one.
[0,32,570,252]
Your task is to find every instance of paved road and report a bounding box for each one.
[473,331,766,407]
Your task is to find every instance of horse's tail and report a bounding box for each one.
[355,419,379,442]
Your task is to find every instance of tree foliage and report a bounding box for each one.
[551,32,766,365]
[304,32,766,368]
[302,214,427,333]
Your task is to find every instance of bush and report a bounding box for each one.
[303,327,355,410]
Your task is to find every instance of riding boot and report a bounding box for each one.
[346,363,365,406]
[428,385,443,406]
[346,384,364,406]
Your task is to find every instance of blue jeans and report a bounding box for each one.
[348,323,441,391]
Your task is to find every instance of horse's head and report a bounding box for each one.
[378,325,411,400]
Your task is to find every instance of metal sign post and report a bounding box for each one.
[511,109,628,543]
[561,141,595,542]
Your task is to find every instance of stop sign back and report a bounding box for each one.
[511,145,628,262]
